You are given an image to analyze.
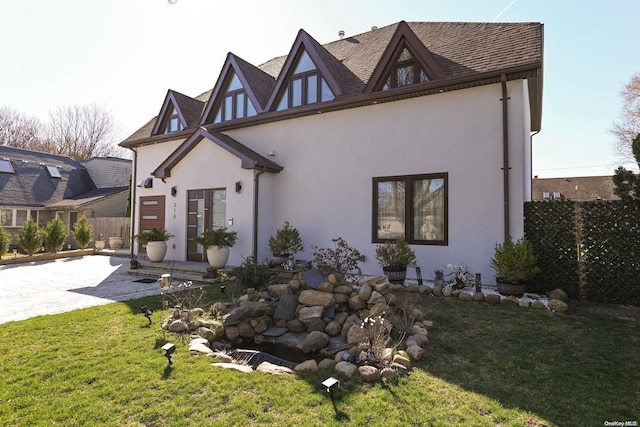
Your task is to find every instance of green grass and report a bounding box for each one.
[0,287,638,426]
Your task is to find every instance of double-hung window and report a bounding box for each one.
[373,173,447,245]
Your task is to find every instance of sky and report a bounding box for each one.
[1,0,639,177]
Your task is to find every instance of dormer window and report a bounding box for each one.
[276,50,334,111]
[0,159,14,174]
[382,48,429,90]
[46,165,61,178]
[165,107,184,134]
[213,72,257,123]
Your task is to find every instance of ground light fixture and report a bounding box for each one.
[161,343,176,365]
[141,306,153,325]
[322,377,340,394]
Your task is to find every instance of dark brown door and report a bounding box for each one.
[186,189,226,262]
[138,195,166,254]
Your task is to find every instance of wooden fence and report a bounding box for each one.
[88,217,131,248]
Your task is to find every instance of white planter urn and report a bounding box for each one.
[94,240,105,250]
[146,241,168,262]
[206,246,230,268]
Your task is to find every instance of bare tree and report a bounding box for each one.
[45,103,126,161]
[612,73,640,165]
[0,106,43,149]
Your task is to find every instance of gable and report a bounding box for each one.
[152,90,204,136]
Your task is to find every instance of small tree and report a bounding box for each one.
[613,133,640,202]
[0,225,10,257]
[312,237,362,279]
[44,217,69,253]
[18,219,44,256]
[73,217,94,249]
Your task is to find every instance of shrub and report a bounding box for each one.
[73,217,94,249]
[374,238,416,271]
[490,236,540,284]
[44,217,69,253]
[312,237,362,279]
[18,219,44,256]
[135,228,174,244]
[268,221,303,255]
[195,227,236,248]
[232,256,275,289]
[0,225,10,257]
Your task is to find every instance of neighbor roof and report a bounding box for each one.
[532,176,617,202]
[121,20,543,147]
[0,146,96,208]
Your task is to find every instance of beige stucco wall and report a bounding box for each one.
[132,80,532,281]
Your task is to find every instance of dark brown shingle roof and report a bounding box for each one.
[532,176,617,202]
[122,20,542,146]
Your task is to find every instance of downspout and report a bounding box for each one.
[129,147,138,259]
[253,167,267,259]
[501,74,510,240]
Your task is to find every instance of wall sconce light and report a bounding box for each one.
[171,186,177,197]
[141,305,153,325]
[161,343,176,365]
[322,377,340,394]
[235,181,242,193]
[143,177,153,188]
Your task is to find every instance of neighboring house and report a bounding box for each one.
[120,21,544,280]
[532,176,617,202]
[0,146,131,248]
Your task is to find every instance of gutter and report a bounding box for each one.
[129,147,138,258]
[253,167,267,259]
[501,74,510,240]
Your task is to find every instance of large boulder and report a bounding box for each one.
[302,331,330,353]
[298,290,335,307]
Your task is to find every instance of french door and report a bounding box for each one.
[186,188,226,262]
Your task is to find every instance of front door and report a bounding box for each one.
[138,195,166,255]
[186,188,226,262]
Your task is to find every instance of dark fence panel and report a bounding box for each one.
[525,200,640,306]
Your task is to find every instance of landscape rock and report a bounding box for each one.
[348,295,366,311]
[473,292,485,302]
[531,301,546,309]
[325,320,342,336]
[189,340,213,355]
[168,319,188,333]
[358,284,373,301]
[459,292,472,301]
[211,363,253,373]
[392,354,411,369]
[335,361,358,378]
[381,367,399,382]
[298,290,335,307]
[406,345,425,360]
[273,294,298,321]
[318,282,335,293]
[367,290,386,305]
[268,283,292,299]
[358,365,381,383]
[302,331,330,353]
[224,325,239,341]
[549,288,569,302]
[334,285,353,295]
[298,305,324,324]
[294,359,318,371]
[442,286,453,297]
[317,358,336,370]
[237,321,255,339]
[256,361,295,375]
[485,294,501,305]
[286,319,306,333]
[500,295,519,306]
[432,285,443,296]
[549,298,568,312]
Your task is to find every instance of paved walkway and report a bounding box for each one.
[0,255,169,324]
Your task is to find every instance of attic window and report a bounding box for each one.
[213,72,257,123]
[276,50,334,111]
[46,165,62,178]
[0,159,14,174]
[164,107,184,134]
[382,48,430,90]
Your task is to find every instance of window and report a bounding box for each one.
[0,209,39,227]
[15,210,28,227]
[46,165,62,178]
[373,173,447,245]
[276,50,335,111]
[164,107,184,134]
[213,72,257,123]
[0,159,14,174]
[69,211,78,231]
[382,48,430,91]
[56,211,64,221]
[0,209,12,227]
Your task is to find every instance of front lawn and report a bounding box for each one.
[0,287,637,426]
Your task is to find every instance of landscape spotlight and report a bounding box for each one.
[141,306,153,325]
[161,343,176,365]
[322,377,340,394]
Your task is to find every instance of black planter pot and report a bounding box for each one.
[496,277,526,297]
[383,267,407,284]
[271,254,290,267]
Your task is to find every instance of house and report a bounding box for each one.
[0,146,131,248]
[532,175,616,202]
[120,21,544,281]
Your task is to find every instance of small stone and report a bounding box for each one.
[384,293,398,306]
[358,284,373,301]
[473,292,485,302]
[256,362,295,375]
[459,292,472,301]
[485,294,501,305]
[549,288,569,302]
[298,290,335,307]
[348,295,366,311]
[432,285,443,296]
[549,298,568,312]
[407,333,428,346]
[189,341,213,355]
[253,319,269,334]
[358,365,381,383]
[237,321,255,339]
[335,361,358,378]
[307,318,327,333]
[405,284,419,293]
[318,281,335,293]
[302,331,330,353]
[392,354,411,369]
[518,299,530,308]
[334,285,353,294]
[500,295,519,306]
[406,344,425,361]
[334,312,349,325]
[442,286,453,297]
[325,320,342,336]
[531,301,546,309]
[367,290,386,305]
[168,319,188,333]
[328,273,343,284]
[346,324,369,347]
[288,279,301,291]
[334,293,349,304]
[294,359,318,371]
[299,306,324,324]
[267,283,292,299]
[418,285,433,295]
[381,367,398,382]
[317,358,336,370]
[224,325,239,341]
[286,319,306,333]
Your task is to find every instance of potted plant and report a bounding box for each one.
[490,236,540,297]
[94,233,105,251]
[375,238,416,284]
[108,235,124,250]
[135,228,174,262]
[268,221,303,266]
[196,227,237,268]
